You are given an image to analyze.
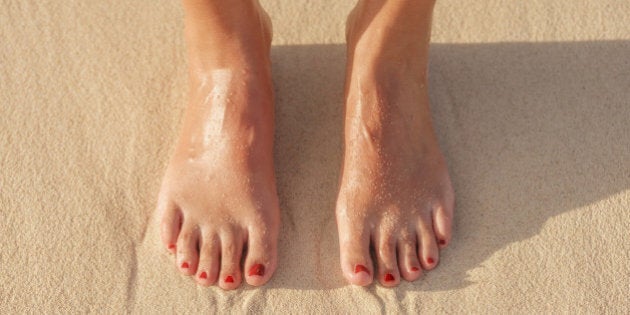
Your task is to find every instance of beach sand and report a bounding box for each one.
[1,0,629,313]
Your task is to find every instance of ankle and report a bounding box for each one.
[182,0,270,35]
[183,1,272,70]
[346,0,434,61]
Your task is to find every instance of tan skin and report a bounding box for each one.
[157,0,453,290]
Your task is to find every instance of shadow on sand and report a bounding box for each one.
[268,41,630,291]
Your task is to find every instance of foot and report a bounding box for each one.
[337,0,454,287]
[156,1,279,290]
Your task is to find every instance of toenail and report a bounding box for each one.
[168,244,176,250]
[427,257,434,264]
[439,239,446,245]
[199,272,207,279]
[225,275,234,283]
[411,266,419,272]
[181,262,189,269]
[384,273,395,282]
[354,264,370,275]
[248,264,265,277]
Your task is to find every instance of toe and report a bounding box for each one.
[337,219,373,286]
[375,234,400,287]
[159,201,181,254]
[195,231,220,286]
[418,214,439,270]
[244,227,278,287]
[218,229,244,290]
[176,224,200,276]
[432,203,453,249]
[397,236,422,282]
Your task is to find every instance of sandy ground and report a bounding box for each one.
[1,0,629,313]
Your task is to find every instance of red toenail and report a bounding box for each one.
[384,273,395,282]
[181,262,189,269]
[225,275,234,283]
[199,272,207,279]
[354,264,370,275]
[248,264,265,277]
[427,257,434,264]
[168,244,176,250]
[439,239,446,245]
[411,267,420,272]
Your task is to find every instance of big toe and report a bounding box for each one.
[244,227,278,287]
[338,222,373,286]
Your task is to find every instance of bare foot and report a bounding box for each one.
[156,1,279,290]
[336,0,454,287]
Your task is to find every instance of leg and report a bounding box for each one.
[337,0,454,287]
[157,0,279,290]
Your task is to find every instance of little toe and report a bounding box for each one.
[338,222,373,286]
[375,234,400,287]
[418,216,439,270]
[244,227,278,287]
[176,224,200,276]
[195,232,220,286]
[432,203,453,249]
[397,237,422,282]
[160,203,181,254]
[218,230,244,290]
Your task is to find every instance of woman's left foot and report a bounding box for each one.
[336,0,454,287]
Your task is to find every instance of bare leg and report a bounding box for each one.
[156,0,279,290]
[337,0,454,287]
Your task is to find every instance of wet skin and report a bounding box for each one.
[157,0,278,290]
[158,0,454,289]
[337,0,454,287]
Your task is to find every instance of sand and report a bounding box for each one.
[1,0,629,313]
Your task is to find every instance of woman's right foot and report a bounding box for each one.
[156,0,280,290]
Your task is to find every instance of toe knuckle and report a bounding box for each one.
[160,218,174,232]
[433,198,454,214]
[400,238,415,249]
[198,257,215,265]
[380,241,396,255]
[222,242,237,256]
[180,231,195,243]
[398,228,414,242]
[201,233,219,247]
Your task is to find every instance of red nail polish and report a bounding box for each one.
[384,273,395,282]
[181,262,189,269]
[225,275,234,283]
[168,244,176,250]
[248,264,265,277]
[427,257,435,264]
[439,239,446,245]
[411,267,420,272]
[199,271,207,279]
[354,264,370,275]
